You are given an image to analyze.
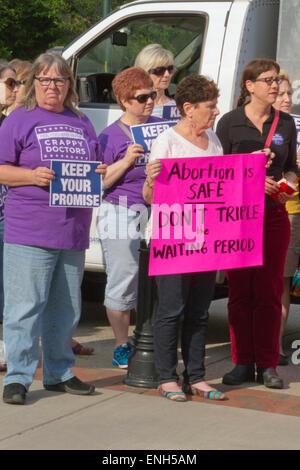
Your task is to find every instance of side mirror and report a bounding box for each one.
[111,31,127,46]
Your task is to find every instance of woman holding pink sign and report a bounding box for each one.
[216,59,297,389]
[144,74,226,402]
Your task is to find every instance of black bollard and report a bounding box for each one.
[124,239,159,388]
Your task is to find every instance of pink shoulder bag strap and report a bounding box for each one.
[264,109,279,148]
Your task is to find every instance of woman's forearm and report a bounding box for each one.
[143,176,154,204]
[0,165,35,186]
[102,159,131,188]
[0,164,54,187]
[103,144,145,188]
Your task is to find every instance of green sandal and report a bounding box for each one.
[184,384,226,401]
[158,385,187,402]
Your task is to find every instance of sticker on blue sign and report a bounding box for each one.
[49,160,101,208]
[130,120,177,167]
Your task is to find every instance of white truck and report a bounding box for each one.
[62,0,300,295]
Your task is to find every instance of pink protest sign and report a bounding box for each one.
[149,154,266,276]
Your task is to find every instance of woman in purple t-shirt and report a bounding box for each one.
[97,67,163,369]
[0,53,106,405]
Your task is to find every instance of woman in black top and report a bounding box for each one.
[216,58,297,389]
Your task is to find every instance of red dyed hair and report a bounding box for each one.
[112,67,153,110]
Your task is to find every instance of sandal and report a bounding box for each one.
[183,384,226,401]
[158,385,187,402]
[71,340,94,356]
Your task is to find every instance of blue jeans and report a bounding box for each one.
[3,243,85,390]
[0,220,4,322]
[154,271,216,385]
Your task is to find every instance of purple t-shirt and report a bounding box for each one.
[99,116,164,208]
[0,106,100,249]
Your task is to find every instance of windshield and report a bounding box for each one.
[76,14,206,103]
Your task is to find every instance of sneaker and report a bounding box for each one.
[3,383,27,405]
[112,342,132,369]
[44,376,95,395]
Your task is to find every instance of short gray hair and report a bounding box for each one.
[134,44,173,72]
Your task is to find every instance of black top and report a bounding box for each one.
[216,106,298,206]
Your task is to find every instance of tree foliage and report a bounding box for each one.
[0,0,129,61]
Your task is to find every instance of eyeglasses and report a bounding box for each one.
[16,80,26,86]
[148,65,175,76]
[129,91,157,103]
[0,77,18,90]
[34,77,69,87]
[254,77,282,86]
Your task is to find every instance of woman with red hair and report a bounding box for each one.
[96,67,164,368]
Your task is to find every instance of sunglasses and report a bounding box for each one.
[16,79,26,86]
[254,77,282,86]
[130,91,157,103]
[0,77,18,89]
[148,65,175,76]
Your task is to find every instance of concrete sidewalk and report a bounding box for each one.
[1,298,300,450]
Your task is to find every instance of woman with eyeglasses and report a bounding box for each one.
[7,59,93,358]
[0,62,19,372]
[216,58,298,389]
[96,67,164,369]
[0,52,106,405]
[135,44,176,118]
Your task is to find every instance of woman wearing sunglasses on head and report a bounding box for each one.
[216,59,298,390]
[96,67,164,369]
[0,62,19,372]
[135,44,176,118]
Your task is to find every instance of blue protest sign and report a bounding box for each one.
[291,114,300,152]
[49,160,101,208]
[130,120,177,166]
[162,105,181,121]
